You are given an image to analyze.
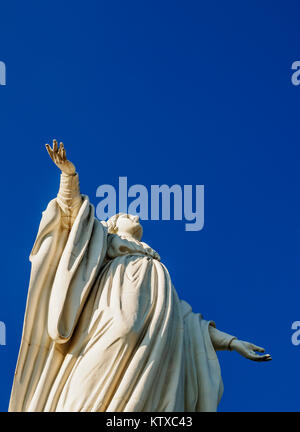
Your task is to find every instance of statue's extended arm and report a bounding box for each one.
[208,325,236,351]
[46,140,82,229]
[209,325,272,361]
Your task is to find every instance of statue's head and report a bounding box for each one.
[107,213,143,241]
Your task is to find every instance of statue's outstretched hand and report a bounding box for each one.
[45,139,76,175]
[230,339,272,362]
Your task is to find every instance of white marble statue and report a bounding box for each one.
[9,141,271,412]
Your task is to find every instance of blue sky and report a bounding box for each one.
[0,0,300,411]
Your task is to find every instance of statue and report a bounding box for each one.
[9,141,271,412]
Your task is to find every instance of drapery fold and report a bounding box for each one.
[9,195,107,411]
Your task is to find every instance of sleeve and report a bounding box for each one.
[56,172,82,229]
[208,325,237,351]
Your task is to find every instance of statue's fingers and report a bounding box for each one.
[56,150,63,164]
[263,354,272,360]
[248,353,272,362]
[252,344,265,353]
[258,354,272,362]
[62,148,66,161]
[59,142,66,159]
[59,142,67,162]
[45,144,54,161]
[247,353,262,361]
[53,139,58,153]
[58,143,64,160]
[53,150,60,164]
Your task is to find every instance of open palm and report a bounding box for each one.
[230,339,272,362]
[45,139,76,175]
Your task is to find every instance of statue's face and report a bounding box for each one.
[116,214,143,241]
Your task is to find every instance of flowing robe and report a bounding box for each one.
[9,195,223,412]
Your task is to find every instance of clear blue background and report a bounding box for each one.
[0,0,299,412]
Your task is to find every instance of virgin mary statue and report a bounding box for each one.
[9,141,271,412]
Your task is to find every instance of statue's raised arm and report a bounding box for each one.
[45,139,82,229]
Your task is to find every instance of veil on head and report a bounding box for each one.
[106,212,127,234]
